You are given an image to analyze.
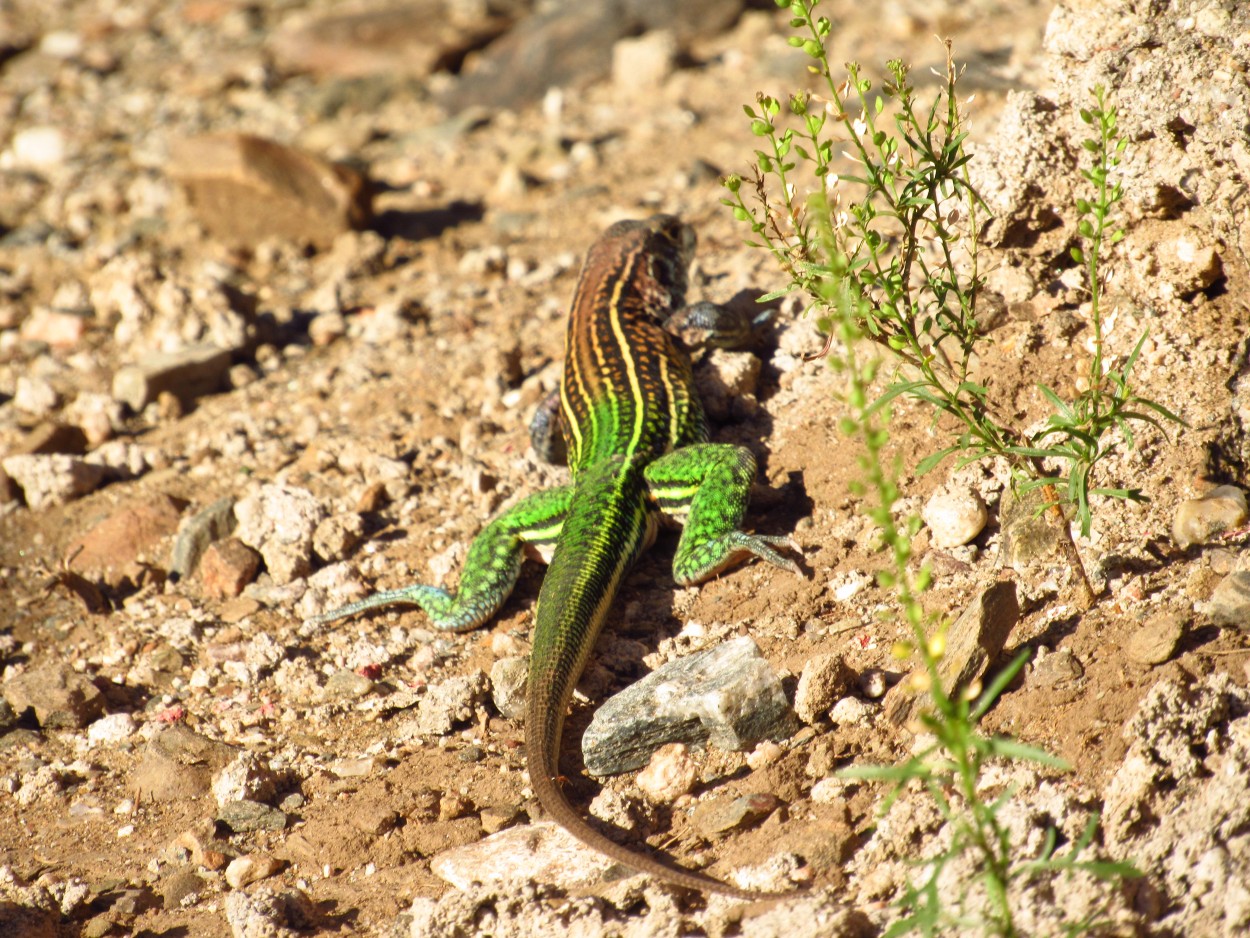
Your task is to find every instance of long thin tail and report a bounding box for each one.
[523,456,765,899]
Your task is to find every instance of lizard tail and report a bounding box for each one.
[523,456,767,900]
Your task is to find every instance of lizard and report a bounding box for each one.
[307,215,802,898]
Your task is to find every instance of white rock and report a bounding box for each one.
[234,484,326,584]
[2,454,106,509]
[430,821,619,892]
[612,30,677,93]
[635,742,697,804]
[9,126,67,169]
[40,31,84,58]
[922,487,988,548]
[87,713,137,746]
[225,853,282,889]
[212,752,277,809]
[13,376,60,416]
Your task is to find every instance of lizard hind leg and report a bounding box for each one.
[304,483,574,631]
[644,443,801,586]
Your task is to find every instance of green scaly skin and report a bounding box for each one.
[307,216,801,898]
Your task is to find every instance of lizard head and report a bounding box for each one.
[596,214,696,316]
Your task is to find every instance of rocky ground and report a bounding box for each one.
[1,0,1249,936]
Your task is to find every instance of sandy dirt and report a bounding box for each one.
[1,1,1248,936]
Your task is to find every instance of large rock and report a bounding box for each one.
[167,134,372,248]
[4,664,105,729]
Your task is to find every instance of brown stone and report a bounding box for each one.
[400,817,483,858]
[269,2,511,80]
[167,133,373,248]
[885,580,1020,726]
[1127,611,1186,665]
[199,537,261,599]
[3,663,105,729]
[131,725,239,802]
[66,494,186,587]
[111,344,233,413]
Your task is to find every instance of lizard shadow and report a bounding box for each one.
[372,199,484,242]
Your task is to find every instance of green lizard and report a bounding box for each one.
[308,215,801,898]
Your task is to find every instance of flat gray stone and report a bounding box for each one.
[170,496,237,579]
[582,636,795,776]
[1208,571,1250,629]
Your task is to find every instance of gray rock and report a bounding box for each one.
[3,664,104,729]
[582,636,796,776]
[1208,571,1250,629]
[170,496,237,579]
[111,343,233,413]
[217,799,288,833]
[489,656,528,720]
[448,0,744,111]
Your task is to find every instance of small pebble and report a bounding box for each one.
[923,487,988,548]
[1173,485,1248,548]
[635,742,698,804]
[859,668,888,699]
[225,853,282,889]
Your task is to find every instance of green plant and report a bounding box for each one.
[1023,86,1184,538]
[724,2,1157,932]
[812,219,1139,938]
[722,1,1182,606]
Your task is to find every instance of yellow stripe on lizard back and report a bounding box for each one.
[560,216,707,473]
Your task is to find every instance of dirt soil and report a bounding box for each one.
[1,0,1249,936]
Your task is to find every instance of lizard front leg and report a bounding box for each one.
[305,484,573,630]
[644,444,800,584]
